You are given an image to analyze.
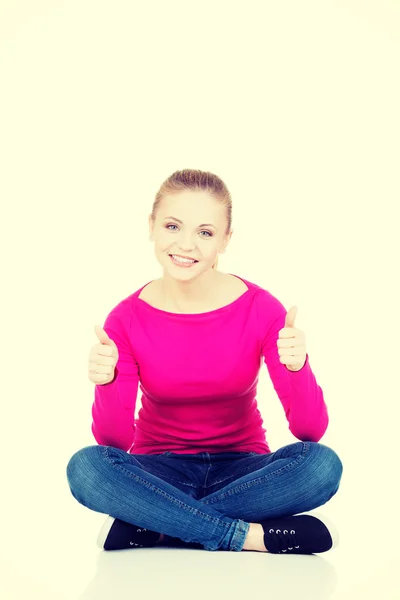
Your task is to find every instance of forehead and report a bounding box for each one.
[161,191,223,220]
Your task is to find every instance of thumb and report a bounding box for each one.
[95,324,117,348]
[284,306,298,328]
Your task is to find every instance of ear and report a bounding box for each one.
[221,229,233,253]
[148,214,154,240]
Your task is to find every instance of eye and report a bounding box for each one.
[166,224,213,237]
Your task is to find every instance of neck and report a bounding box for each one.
[160,269,221,307]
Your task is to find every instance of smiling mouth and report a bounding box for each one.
[169,254,199,263]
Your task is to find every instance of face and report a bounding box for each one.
[149,191,232,276]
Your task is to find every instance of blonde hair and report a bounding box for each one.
[150,169,233,270]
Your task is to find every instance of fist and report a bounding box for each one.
[88,325,119,384]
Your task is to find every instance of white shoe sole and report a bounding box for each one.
[307,510,340,550]
[97,515,116,549]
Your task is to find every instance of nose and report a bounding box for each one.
[178,236,197,251]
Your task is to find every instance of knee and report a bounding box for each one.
[66,445,103,495]
[308,442,343,493]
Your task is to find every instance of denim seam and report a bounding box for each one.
[230,519,249,551]
[105,448,200,490]
[203,442,310,506]
[102,446,233,532]
[108,442,311,495]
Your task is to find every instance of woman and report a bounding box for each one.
[66,169,343,554]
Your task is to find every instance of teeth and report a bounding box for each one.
[171,255,195,263]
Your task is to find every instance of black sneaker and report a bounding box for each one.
[260,511,339,554]
[97,516,161,551]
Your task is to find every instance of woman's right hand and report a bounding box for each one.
[88,325,119,384]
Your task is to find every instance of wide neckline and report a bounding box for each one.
[136,273,252,317]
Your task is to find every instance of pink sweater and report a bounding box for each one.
[91,274,328,455]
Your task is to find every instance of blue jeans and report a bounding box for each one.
[66,441,343,552]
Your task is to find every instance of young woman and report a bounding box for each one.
[66,169,343,554]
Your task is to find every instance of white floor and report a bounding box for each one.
[2,477,398,600]
[2,0,399,597]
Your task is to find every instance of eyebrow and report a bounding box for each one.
[163,216,216,229]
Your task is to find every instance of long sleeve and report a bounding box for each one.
[260,302,329,442]
[89,276,329,456]
[91,305,140,452]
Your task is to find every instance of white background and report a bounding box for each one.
[1,1,399,598]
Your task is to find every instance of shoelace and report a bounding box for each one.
[266,527,300,553]
[129,527,159,548]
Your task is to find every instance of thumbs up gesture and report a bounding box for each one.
[88,325,119,384]
[277,306,307,371]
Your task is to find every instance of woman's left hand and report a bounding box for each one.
[277,306,307,371]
